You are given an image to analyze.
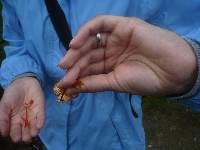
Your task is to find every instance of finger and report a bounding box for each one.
[70,74,116,93]
[70,15,119,49]
[10,118,22,143]
[57,65,80,88]
[30,116,39,138]
[35,106,45,130]
[32,99,45,130]
[59,48,81,70]
[64,48,105,78]
[22,126,32,142]
[0,102,11,137]
[59,33,108,69]
[79,57,117,77]
[58,48,106,88]
[71,48,106,74]
[80,61,106,77]
[29,85,45,130]
[59,36,97,69]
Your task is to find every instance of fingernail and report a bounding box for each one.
[73,79,86,90]
[69,38,75,48]
[57,65,67,71]
[57,61,65,69]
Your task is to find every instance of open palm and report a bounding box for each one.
[0,77,45,142]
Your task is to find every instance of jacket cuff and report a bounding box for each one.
[170,39,200,100]
[0,55,44,89]
[13,72,41,83]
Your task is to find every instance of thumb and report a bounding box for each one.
[72,73,120,93]
[0,100,11,136]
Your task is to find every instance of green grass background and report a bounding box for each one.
[0,3,200,150]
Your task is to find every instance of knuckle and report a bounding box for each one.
[78,23,86,32]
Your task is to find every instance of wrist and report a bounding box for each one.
[12,76,40,89]
[169,39,199,99]
[11,72,41,87]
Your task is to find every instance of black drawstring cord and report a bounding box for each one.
[129,94,139,118]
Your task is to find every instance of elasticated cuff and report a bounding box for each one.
[169,39,200,100]
[0,54,44,89]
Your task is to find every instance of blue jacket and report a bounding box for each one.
[1,0,200,150]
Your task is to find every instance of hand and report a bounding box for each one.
[0,77,45,142]
[58,16,197,96]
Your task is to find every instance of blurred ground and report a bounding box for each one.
[143,98,200,150]
[0,3,200,150]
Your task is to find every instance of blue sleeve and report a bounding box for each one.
[160,1,200,111]
[0,0,44,88]
[150,1,200,43]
